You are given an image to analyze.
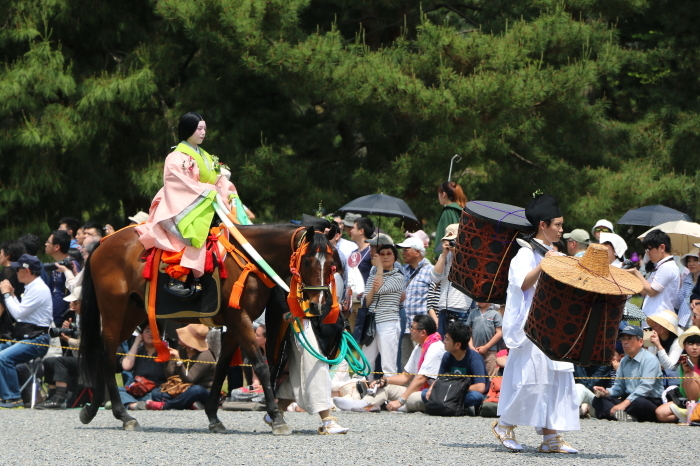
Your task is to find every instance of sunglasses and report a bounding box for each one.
[594,227,611,233]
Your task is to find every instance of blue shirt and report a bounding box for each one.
[402,258,434,333]
[438,349,488,391]
[609,348,663,402]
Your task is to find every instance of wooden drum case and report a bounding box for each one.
[449,201,533,304]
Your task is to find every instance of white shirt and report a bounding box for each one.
[404,339,446,384]
[337,238,356,264]
[642,256,680,318]
[4,277,53,327]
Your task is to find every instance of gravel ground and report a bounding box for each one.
[0,408,690,465]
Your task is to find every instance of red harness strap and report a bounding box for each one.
[212,226,275,309]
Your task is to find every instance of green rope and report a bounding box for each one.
[291,318,371,377]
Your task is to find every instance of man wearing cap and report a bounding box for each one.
[493,193,579,454]
[338,213,360,260]
[591,219,614,242]
[592,325,664,422]
[563,229,589,258]
[396,237,434,368]
[405,230,430,250]
[0,254,53,409]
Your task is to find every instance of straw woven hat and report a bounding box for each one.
[540,243,643,295]
[679,326,700,347]
[646,309,679,337]
[176,324,209,352]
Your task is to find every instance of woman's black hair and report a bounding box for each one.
[178,112,204,142]
[0,240,26,261]
[684,335,700,346]
[377,244,398,262]
[641,229,672,253]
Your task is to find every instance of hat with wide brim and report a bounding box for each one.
[646,309,679,337]
[176,324,209,352]
[540,243,643,296]
[679,326,700,347]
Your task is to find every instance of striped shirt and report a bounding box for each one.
[676,272,696,328]
[431,252,472,311]
[364,268,405,324]
[402,258,434,333]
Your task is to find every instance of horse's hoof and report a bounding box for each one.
[123,419,142,431]
[272,423,293,436]
[208,422,226,433]
[79,406,95,425]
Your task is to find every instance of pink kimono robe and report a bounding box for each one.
[136,145,237,277]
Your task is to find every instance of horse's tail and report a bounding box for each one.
[79,241,105,382]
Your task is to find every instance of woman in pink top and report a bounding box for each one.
[136,112,247,296]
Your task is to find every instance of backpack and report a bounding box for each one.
[424,376,470,416]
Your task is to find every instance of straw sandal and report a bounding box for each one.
[318,416,349,435]
[538,435,578,454]
[491,420,523,451]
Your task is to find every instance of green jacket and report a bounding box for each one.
[434,202,463,254]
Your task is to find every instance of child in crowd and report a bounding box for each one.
[466,302,503,376]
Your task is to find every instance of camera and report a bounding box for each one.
[621,259,635,270]
[43,257,73,272]
[49,325,79,339]
[447,240,456,248]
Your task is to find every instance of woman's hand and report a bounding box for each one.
[168,347,180,359]
[371,253,382,269]
[104,224,115,236]
[441,240,453,256]
[650,330,662,350]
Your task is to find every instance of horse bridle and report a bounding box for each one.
[288,228,336,314]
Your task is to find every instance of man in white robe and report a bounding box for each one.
[492,193,580,453]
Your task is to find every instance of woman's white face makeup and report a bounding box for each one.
[187,121,206,146]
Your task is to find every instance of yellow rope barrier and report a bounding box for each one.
[3,338,695,380]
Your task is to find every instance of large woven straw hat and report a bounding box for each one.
[679,326,700,347]
[540,243,643,295]
[647,309,679,337]
[176,324,209,352]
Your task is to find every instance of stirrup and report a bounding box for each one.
[491,420,522,451]
[538,435,577,454]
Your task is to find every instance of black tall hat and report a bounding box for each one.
[525,193,561,227]
[301,214,331,232]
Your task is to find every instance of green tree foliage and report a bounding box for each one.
[1,0,699,242]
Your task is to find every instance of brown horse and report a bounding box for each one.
[78,224,339,434]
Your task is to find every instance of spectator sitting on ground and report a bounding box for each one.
[228,324,267,397]
[575,342,619,419]
[563,229,589,257]
[646,310,681,372]
[592,325,664,422]
[35,287,82,410]
[426,322,487,415]
[656,326,700,423]
[117,325,167,410]
[147,324,216,410]
[591,219,614,242]
[466,301,503,377]
[333,315,445,413]
[0,254,53,409]
[629,229,679,320]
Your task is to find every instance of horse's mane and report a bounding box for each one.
[306,230,329,254]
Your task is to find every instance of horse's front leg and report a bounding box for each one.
[250,342,292,435]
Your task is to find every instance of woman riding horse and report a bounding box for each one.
[136,112,249,297]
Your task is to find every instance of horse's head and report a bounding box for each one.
[296,226,339,317]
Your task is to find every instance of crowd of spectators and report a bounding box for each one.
[1,192,699,428]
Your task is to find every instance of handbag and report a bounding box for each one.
[360,311,377,347]
[425,376,471,416]
[125,376,157,397]
[160,375,193,397]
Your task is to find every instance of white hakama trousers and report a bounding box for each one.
[497,339,580,432]
[277,319,333,415]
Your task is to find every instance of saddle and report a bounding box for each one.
[140,235,224,320]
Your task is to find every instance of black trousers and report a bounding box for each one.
[592,395,662,422]
[43,356,79,385]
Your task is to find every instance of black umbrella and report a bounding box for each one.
[336,193,419,228]
[617,205,692,227]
